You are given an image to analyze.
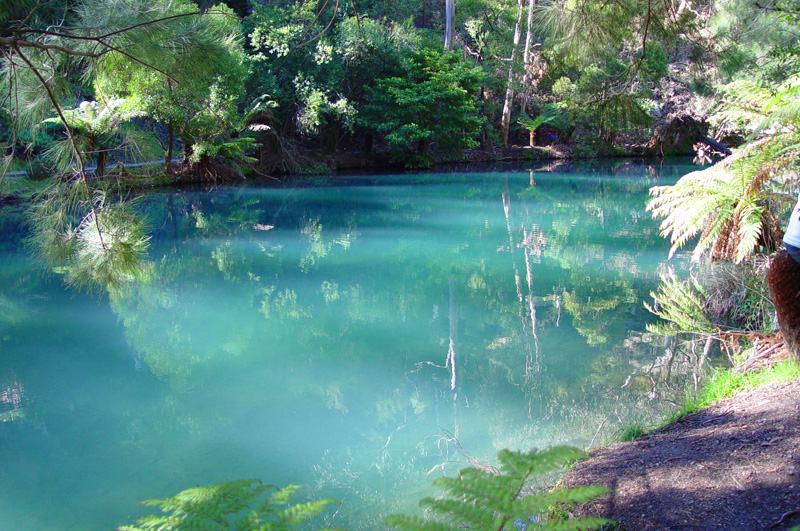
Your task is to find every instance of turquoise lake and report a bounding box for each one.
[0,159,699,530]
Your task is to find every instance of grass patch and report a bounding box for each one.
[665,358,800,424]
[614,420,651,442]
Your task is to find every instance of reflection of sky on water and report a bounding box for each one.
[0,160,700,531]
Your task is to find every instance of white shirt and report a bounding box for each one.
[784,193,800,248]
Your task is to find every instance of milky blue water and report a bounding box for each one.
[0,159,697,530]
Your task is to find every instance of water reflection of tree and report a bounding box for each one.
[0,214,35,425]
[484,162,702,449]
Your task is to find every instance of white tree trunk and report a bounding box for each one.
[500,0,525,149]
[444,0,455,50]
[520,0,536,119]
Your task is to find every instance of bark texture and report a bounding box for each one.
[767,250,800,361]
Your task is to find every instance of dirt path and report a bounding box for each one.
[559,380,800,530]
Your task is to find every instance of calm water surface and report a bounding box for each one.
[0,159,697,530]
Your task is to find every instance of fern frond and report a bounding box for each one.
[541,516,612,531]
[431,473,516,508]
[387,447,605,531]
[497,447,586,479]
[647,136,789,262]
[732,202,764,261]
[530,485,611,510]
[278,499,341,526]
[422,499,496,528]
[119,480,337,531]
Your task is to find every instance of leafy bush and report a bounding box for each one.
[385,446,609,531]
[647,259,775,338]
[360,50,486,167]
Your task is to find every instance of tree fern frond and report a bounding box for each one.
[497,447,586,479]
[541,516,613,531]
[529,485,611,511]
[118,480,337,531]
[733,202,766,262]
[647,136,788,262]
[422,499,496,528]
[387,447,606,531]
[278,499,342,526]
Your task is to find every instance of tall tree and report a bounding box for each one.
[520,0,536,118]
[445,0,455,50]
[500,0,525,148]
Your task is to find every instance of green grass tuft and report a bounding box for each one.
[696,359,800,408]
[663,359,800,427]
[615,421,650,442]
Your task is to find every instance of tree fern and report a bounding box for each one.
[647,138,791,262]
[39,98,146,178]
[518,103,573,135]
[385,447,608,531]
[649,65,800,263]
[117,480,342,531]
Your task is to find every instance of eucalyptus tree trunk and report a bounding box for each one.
[520,0,537,147]
[500,0,525,149]
[444,0,455,50]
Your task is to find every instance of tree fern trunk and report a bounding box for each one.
[767,251,800,361]
[96,149,107,179]
[165,123,174,175]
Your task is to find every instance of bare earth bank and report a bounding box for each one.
[560,380,800,530]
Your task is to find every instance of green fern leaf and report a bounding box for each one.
[386,447,606,531]
[118,480,337,531]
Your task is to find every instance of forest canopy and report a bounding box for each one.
[2,0,798,176]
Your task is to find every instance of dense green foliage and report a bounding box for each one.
[3,0,800,181]
[0,0,757,178]
[359,50,486,166]
[385,447,608,531]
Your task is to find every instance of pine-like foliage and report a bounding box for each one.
[385,447,609,531]
[645,271,715,336]
[117,480,342,531]
[27,182,150,293]
[647,261,775,336]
